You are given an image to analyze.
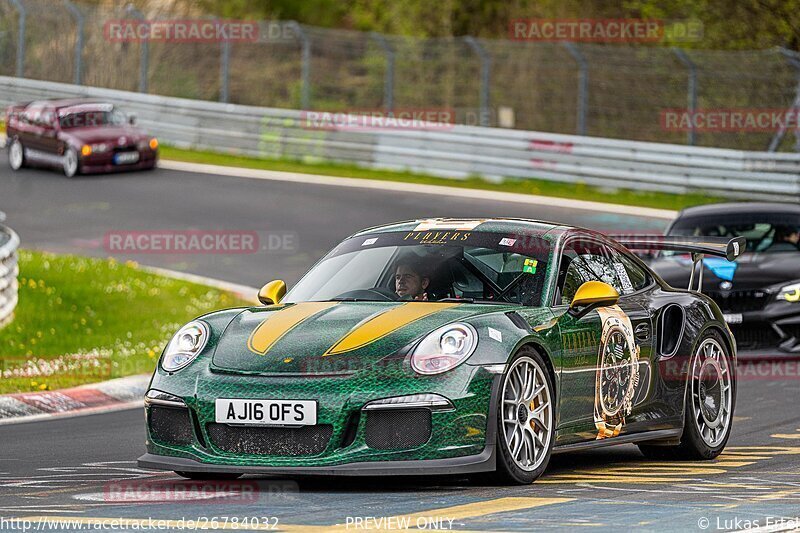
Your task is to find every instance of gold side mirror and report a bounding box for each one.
[258,280,286,305]
[569,281,619,318]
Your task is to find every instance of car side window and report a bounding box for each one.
[609,249,651,294]
[38,110,55,129]
[558,250,583,305]
[22,108,39,125]
[556,239,620,305]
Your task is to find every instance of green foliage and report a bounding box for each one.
[180,0,800,49]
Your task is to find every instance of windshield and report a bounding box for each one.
[59,109,127,129]
[284,231,552,306]
[668,213,800,254]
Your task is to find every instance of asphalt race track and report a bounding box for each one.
[2,159,800,532]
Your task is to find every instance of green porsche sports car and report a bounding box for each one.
[138,218,743,484]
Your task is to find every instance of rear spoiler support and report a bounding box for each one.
[611,235,746,292]
[687,252,704,293]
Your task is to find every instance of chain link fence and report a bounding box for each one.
[1,0,799,151]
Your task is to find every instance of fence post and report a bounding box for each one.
[673,48,697,146]
[7,0,25,78]
[562,42,588,136]
[125,4,148,93]
[768,48,800,152]
[63,0,84,85]
[370,32,394,111]
[464,36,491,127]
[289,22,311,109]
[220,36,230,103]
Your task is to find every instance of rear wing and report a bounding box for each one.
[614,236,745,262]
[612,235,746,292]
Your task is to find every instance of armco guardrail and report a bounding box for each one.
[1,76,799,200]
[0,220,20,329]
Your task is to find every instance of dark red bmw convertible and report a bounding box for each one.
[4,99,158,177]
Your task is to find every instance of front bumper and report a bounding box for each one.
[138,363,500,475]
[722,299,800,359]
[80,150,157,174]
[138,446,495,477]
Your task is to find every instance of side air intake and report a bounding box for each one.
[659,304,685,358]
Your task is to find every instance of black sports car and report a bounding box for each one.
[651,202,800,359]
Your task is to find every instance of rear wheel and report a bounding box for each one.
[174,471,242,481]
[8,139,25,170]
[639,330,734,460]
[494,347,555,484]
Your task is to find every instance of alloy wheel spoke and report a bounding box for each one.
[502,357,552,472]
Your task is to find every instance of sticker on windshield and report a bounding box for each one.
[523,258,538,274]
[362,238,378,246]
[498,238,516,246]
[414,219,485,231]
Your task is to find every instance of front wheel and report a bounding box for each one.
[174,471,242,481]
[63,147,79,178]
[639,329,735,460]
[494,347,555,484]
[8,139,25,170]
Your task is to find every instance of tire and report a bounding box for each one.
[174,471,242,481]
[8,139,25,171]
[493,347,556,484]
[639,329,735,460]
[63,147,79,178]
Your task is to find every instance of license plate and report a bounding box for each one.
[723,313,743,324]
[215,399,317,426]
[113,151,140,165]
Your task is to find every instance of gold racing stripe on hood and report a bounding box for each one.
[247,302,338,355]
[324,302,459,356]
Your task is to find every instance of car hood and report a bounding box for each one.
[211,301,496,376]
[651,253,800,291]
[63,126,147,145]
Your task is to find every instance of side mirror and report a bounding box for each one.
[258,280,286,305]
[128,114,137,125]
[568,281,619,318]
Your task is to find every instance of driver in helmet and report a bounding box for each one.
[394,259,430,301]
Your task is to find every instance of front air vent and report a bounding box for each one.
[659,304,685,358]
[365,409,431,450]
[207,423,333,456]
[149,405,194,446]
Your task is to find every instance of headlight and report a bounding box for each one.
[138,138,158,151]
[777,282,800,302]
[410,323,477,375]
[160,321,209,372]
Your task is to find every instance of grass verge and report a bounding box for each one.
[160,145,723,212]
[0,250,250,394]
